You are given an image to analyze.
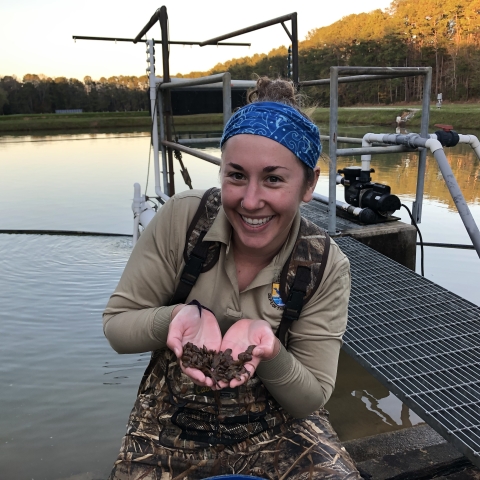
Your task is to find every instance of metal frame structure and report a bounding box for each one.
[300,67,433,234]
[138,6,299,197]
[74,6,480,257]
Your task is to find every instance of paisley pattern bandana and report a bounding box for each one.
[220,101,321,169]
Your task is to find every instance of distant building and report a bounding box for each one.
[55,109,83,114]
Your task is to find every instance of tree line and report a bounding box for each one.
[187,0,480,105]
[2,0,480,114]
[0,74,150,115]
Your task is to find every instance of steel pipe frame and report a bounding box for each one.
[413,69,432,224]
[157,71,232,192]
[157,93,169,194]
[336,145,416,156]
[157,7,176,196]
[154,78,257,89]
[162,140,221,166]
[72,35,250,46]
[300,72,421,87]
[160,73,230,89]
[327,66,432,235]
[177,138,222,145]
[199,12,298,84]
[363,133,480,258]
[159,71,232,126]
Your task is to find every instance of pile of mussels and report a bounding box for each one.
[181,343,256,386]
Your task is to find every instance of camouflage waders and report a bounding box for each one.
[109,349,360,480]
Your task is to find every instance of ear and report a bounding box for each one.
[302,166,320,203]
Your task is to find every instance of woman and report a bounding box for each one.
[104,77,359,479]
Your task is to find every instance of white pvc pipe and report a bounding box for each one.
[132,183,165,246]
[132,183,142,245]
[361,133,374,172]
[372,133,480,258]
[155,187,170,202]
[139,206,156,228]
[313,192,363,216]
[458,134,480,161]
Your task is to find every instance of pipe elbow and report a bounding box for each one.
[155,187,170,202]
[425,138,444,153]
[468,135,480,149]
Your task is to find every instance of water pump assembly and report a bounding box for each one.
[336,166,401,224]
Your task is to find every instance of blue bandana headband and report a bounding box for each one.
[220,101,321,169]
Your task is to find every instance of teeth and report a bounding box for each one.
[241,216,272,226]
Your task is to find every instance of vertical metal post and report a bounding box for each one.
[159,6,175,196]
[328,67,339,235]
[291,13,299,85]
[147,40,162,197]
[222,72,232,126]
[157,92,169,193]
[412,67,432,224]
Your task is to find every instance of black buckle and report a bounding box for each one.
[283,289,305,322]
[179,253,204,286]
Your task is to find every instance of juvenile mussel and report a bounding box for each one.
[181,343,256,386]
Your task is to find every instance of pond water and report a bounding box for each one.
[1,126,479,479]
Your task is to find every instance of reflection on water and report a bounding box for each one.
[1,128,479,478]
[327,351,423,441]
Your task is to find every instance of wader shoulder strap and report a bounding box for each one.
[276,217,331,347]
[170,187,222,305]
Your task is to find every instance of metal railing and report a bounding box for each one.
[300,66,432,235]
[142,7,300,197]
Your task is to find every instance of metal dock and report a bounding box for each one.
[300,200,480,468]
[310,229,480,468]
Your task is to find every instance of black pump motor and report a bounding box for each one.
[337,166,401,218]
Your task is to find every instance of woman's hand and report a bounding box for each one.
[216,319,281,389]
[166,302,222,388]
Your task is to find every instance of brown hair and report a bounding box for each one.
[247,76,317,188]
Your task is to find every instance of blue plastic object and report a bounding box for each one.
[203,476,264,480]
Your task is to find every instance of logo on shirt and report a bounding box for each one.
[270,282,285,307]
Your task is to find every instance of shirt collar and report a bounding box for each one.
[203,206,232,246]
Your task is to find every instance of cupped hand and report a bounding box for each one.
[166,301,222,388]
[216,319,280,389]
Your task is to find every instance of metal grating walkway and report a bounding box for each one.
[335,236,480,468]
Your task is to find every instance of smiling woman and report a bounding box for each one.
[221,134,318,287]
[103,77,359,479]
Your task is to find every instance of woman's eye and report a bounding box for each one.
[229,172,245,181]
[267,176,281,183]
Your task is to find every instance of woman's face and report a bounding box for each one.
[221,134,319,259]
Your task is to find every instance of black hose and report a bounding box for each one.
[401,204,424,277]
[417,242,475,250]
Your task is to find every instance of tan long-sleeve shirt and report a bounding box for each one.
[103,189,351,418]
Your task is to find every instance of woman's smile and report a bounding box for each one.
[240,214,274,227]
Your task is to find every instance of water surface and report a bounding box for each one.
[1,128,479,478]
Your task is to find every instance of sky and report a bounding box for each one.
[1,0,394,82]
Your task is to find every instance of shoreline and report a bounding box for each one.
[1,104,480,133]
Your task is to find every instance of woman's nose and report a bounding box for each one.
[241,183,264,211]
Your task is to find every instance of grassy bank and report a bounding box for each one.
[1,104,479,133]
[312,103,480,130]
[0,112,224,133]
